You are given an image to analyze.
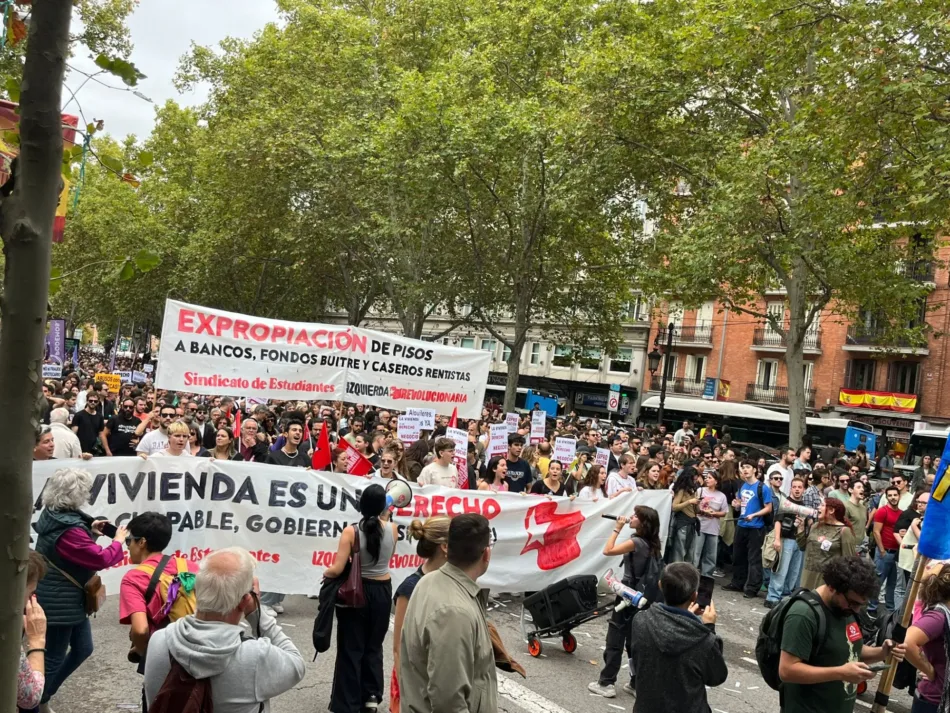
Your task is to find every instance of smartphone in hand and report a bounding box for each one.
[697,575,715,610]
[100,522,118,539]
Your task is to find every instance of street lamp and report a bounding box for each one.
[650,322,675,428]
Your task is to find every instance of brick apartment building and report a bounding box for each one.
[643,249,950,448]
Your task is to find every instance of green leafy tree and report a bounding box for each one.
[582,0,950,446]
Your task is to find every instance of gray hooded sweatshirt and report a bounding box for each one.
[144,609,305,713]
[630,603,728,713]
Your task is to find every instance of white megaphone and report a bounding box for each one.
[385,479,413,510]
[776,495,817,520]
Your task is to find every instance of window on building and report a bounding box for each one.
[846,359,876,390]
[553,345,573,367]
[756,359,779,390]
[765,302,785,335]
[625,297,647,322]
[579,348,602,371]
[460,337,476,350]
[803,362,814,392]
[887,361,920,394]
[479,338,497,356]
[501,344,512,363]
[529,342,541,366]
[686,354,706,383]
[609,347,633,373]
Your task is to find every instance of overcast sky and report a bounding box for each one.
[64,0,277,141]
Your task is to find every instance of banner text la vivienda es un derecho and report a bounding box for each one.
[32,458,672,593]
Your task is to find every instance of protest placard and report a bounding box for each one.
[397,414,422,443]
[530,410,546,444]
[505,412,520,433]
[42,364,62,379]
[131,371,148,384]
[488,423,509,457]
[594,447,610,467]
[95,372,121,394]
[116,370,132,383]
[405,407,435,430]
[554,437,577,464]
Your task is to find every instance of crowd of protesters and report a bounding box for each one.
[22,358,950,713]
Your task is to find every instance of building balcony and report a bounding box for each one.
[656,324,713,347]
[649,374,706,397]
[751,328,821,353]
[745,382,816,408]
[897,260,935,284]
[844,325,929,355]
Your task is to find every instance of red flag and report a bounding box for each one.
[232,409,242,439]
[311,424,331,470]
[343,439,374,477]
[448,407,458,428]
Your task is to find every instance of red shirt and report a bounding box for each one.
[873,504,903,551]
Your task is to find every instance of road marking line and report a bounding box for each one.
[498,675,575,713]
[608,705,625,710]
[740,656,757,665]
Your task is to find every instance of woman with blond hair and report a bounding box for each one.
[151,420,191,458]
[391,516,451,713]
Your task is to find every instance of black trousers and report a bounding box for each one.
[330,578,393,713]
[599,598,635,686]
[730,526,765,596]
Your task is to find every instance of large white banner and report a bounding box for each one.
[156,300,491,419]
[32,459,671,594]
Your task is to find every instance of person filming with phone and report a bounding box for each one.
[628,562,728,712]
[34,467,128,713]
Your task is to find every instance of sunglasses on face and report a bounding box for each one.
[161,413,176,418]
[771,476,784,481]
[380,459,394,465]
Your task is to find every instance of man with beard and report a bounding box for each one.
[71,391,106,455]
[192,403,216,449]
[104,397,141,456]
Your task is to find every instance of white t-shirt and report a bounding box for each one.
[417,462,458,488]
[136,429,169,455]
[154,449,194,457]
[767,462,793,496]
[577,486,601,501]
[605,471,634,498]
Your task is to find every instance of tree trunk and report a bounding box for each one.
[0,1,72,708]
[784,265,808,449]
[503,339,524,414]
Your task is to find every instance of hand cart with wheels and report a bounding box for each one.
[519,574,615,657]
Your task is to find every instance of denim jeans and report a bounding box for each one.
[43,619,94,703]
[670,514,697,564]
[693,532,719,576]
[872,550,899,612]
[766,537,803,603]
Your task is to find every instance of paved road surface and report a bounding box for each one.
[53,583,915,713]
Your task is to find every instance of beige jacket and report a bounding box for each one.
[399,563,497,713]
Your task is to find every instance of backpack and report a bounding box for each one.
[139,555,197,625]
[623,541,664,608]
[755,589,830,690]
[860,607,916,691]
[149,654,265,713]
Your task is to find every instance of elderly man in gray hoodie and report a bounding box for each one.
[629,562,728,713]
[144,547,305,713]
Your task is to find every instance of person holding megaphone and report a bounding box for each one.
[765,475,809,608]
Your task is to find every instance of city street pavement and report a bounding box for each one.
[54,579,915,713]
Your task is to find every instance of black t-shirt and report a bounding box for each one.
[505,458,533,493]
[530,479,566,497]
[71,409,104,453]
[265,447,311,468]
[895,508,919,537]
[394,567,425,603]
[106,412,140,456]
[621,537,652,587]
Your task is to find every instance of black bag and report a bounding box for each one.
[861,608,915,691]
[756,589,828,691]
[149,654,264,713]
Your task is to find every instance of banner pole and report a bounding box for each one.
[870,554,929,713]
